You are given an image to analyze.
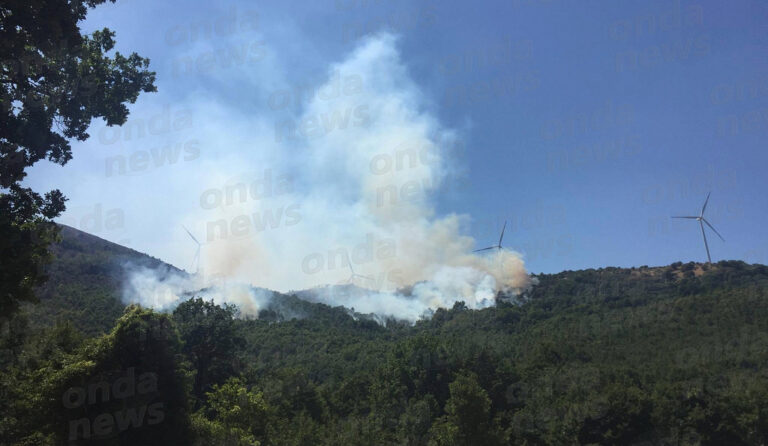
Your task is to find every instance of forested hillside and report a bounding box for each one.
[1,227,766,444]
[26,225,186,335]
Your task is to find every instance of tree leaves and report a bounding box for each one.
[0,0,156,320]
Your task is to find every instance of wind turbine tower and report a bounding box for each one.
[672,192,725,263]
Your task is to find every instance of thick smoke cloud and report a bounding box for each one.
[121,264,275,316]
[122,32,533,321]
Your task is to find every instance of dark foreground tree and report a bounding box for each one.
[173,298,245,407]
[0,0,156,317]
[35,306,193,445]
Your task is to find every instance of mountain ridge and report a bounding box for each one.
[31,224,767,335]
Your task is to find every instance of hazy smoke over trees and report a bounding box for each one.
[123,33,532,321]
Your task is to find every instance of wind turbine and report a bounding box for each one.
[345,260,373,286]
[474,220,507,253]
[672,192,725,263]
[182,225,205,274]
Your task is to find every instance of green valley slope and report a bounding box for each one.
[16,225,768,444]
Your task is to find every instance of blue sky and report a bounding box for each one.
[25,0,768,283]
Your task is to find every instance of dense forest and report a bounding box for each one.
[1,226,767,445]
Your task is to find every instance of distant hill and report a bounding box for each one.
[526,260,768,307]
[28,224,187,334]
[30,225,381,334]
[31,224,768,337]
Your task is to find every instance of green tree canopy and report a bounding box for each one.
[173,298,245,406]
[0,0,156,317]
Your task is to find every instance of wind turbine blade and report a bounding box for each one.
[498,221,507,247]
[701,192,711,216]
[473,246,495,252]
[700,220,711,263]
[182,225,200,245]
[702,218,725,242]
[671,216,698,219]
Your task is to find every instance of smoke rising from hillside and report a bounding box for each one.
[122,32,532,321]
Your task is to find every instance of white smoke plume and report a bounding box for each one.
[299,251,530,323]
[122,32,533,322]
[121,264,275,317]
